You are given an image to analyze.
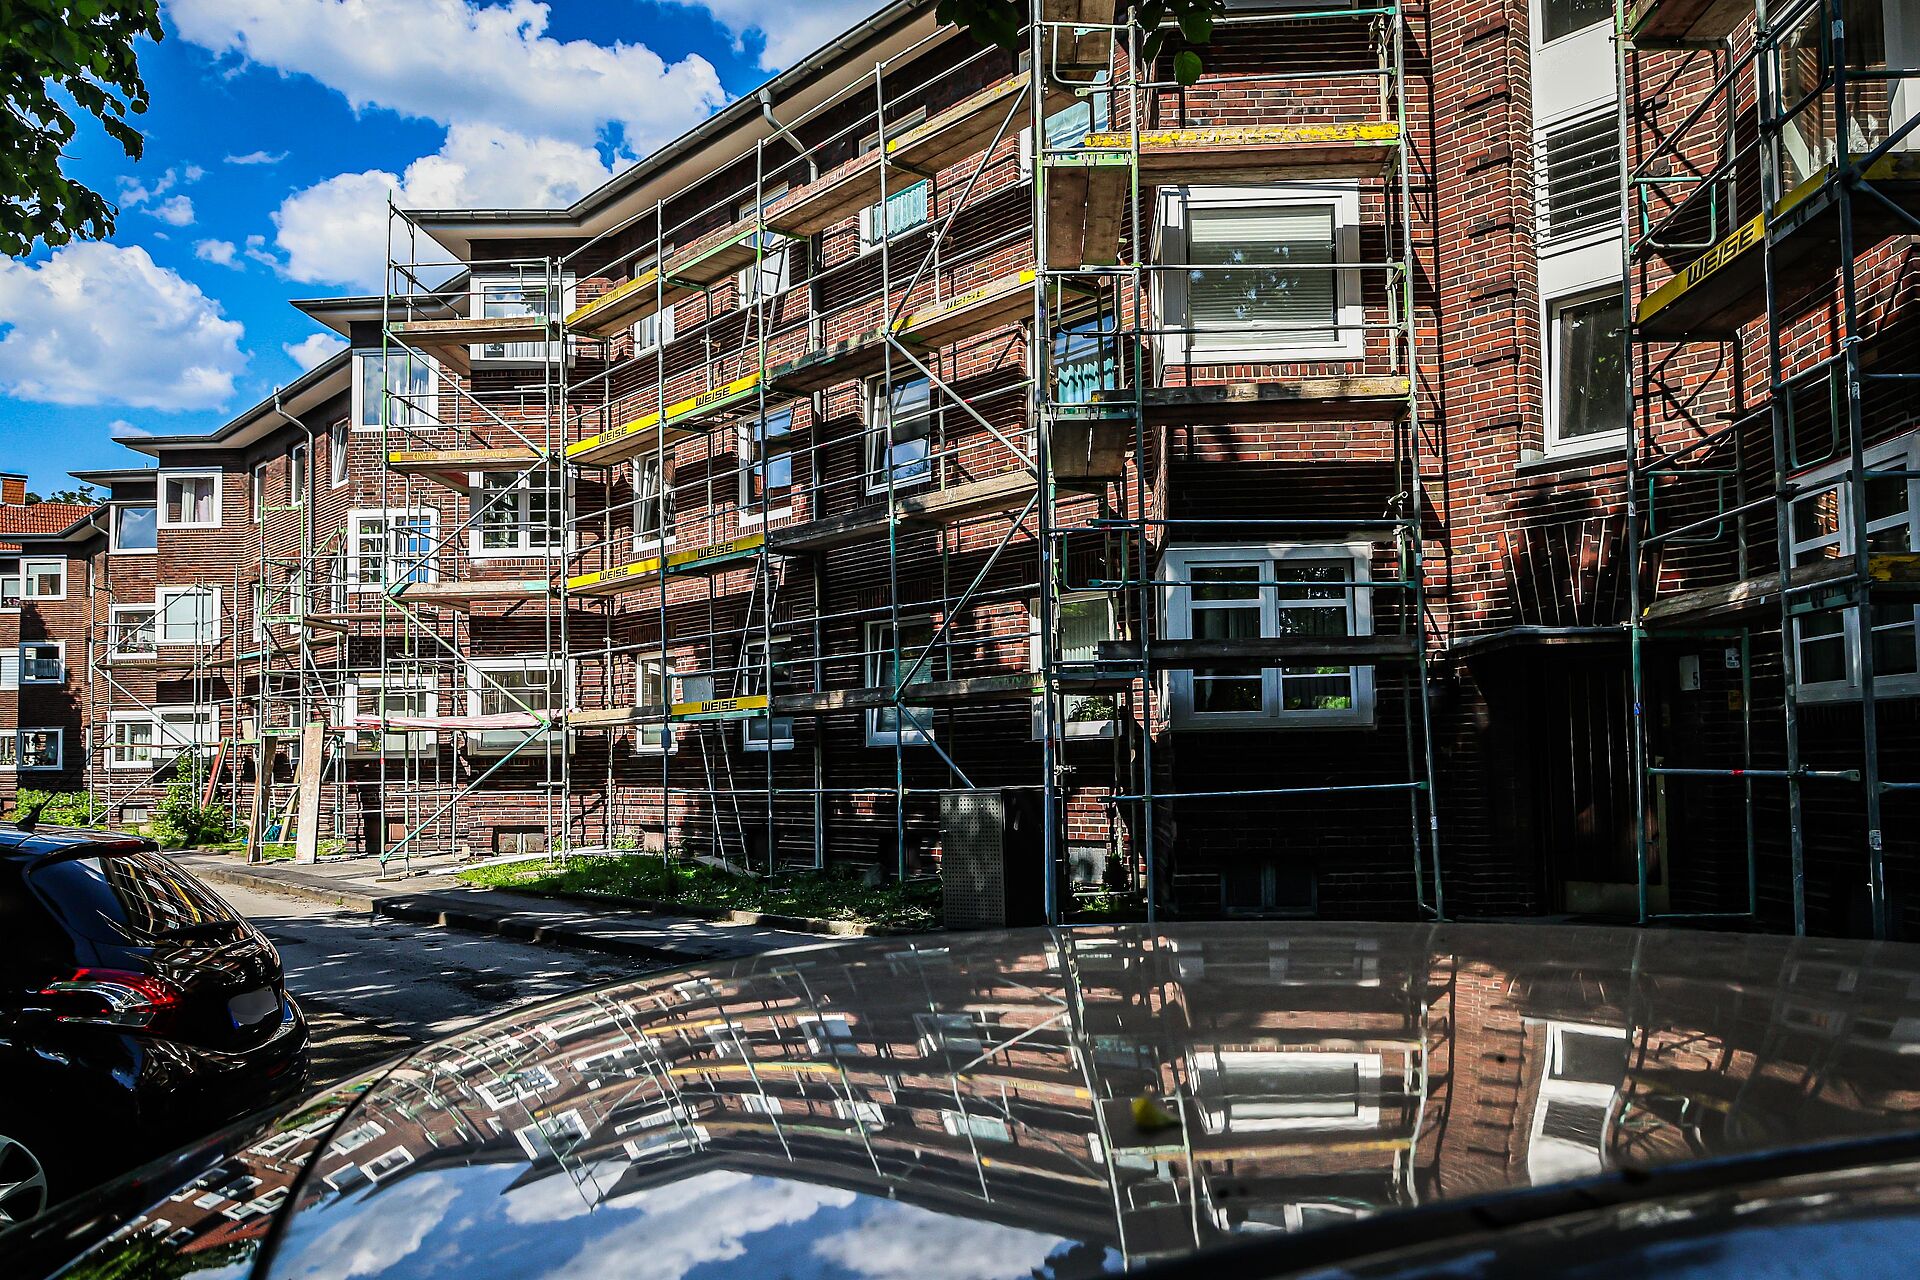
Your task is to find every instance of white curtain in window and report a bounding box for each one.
[1188,204,1337,345]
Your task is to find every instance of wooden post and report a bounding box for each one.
[293,721,327,864]
[246,734,275,866]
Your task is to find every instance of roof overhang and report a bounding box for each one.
[115,350,353,457]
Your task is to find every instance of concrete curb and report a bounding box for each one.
[522,887,919,938]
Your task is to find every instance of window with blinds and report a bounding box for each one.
[1186,203,1338,347]
[1538,111,1621,242]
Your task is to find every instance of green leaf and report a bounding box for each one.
[1173,48,1204,85]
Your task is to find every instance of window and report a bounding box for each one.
[1527,1022,1626,1182]
[1537,0,1612,43]
[21,559,64,600]
[1537,109,1622,244]
[740,405,794,516]
[111,504,157,553]
[636,659,676,754]
[352,349,436,430]
[859,110,930,250]
[330,419,350,488]
[1032,593,1118,739]
[1162,544,1375,727]
[157,586,221,645]
[110,605,157,659]
[741,637,793,751]
[1548,290,1627,448]
[1161,185,1362,363]
[347,677,437,756]
[473,273,571,361]
[473,467,566,556]
[348,509,438,592]
[866,618,935,746]
[2,729,62,771]
[20,642,63,684]
[1054,314,1120,407]
[155,707,217,757]
[865,376,934,493]
[939,1110,1010,1143]
[1191,1049,1382,1134]
[633,458,674,549]
[632,292,675,357]
[108,715,156,770]
[1019,96,1111,177]
[0,560,16,609]
[286,442,307,506]
[1789,435,1920,701]
[158,471,220,528]
[251,462,267,522]
[798,1013,858,1057]
[736,187,791,306]
[467,658,569,753]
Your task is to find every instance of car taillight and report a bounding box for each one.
[37,968,184,1031]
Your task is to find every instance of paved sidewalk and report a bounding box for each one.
[177,851,830,967]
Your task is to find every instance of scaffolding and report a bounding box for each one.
[1623,0,1920,935]
[320,0,1440,920]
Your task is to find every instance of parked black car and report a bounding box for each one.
[0,822,308,1224]
[12,922,1920,1278]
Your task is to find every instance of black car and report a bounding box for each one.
[13,922,1920,1278]
[0,822,308,1224]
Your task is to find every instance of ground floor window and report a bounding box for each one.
[1,729,62,770]
[865,618,935,746]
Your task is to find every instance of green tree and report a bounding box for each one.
[936,0,1222,84]
[0,1,164,256]
[25,484,98,504]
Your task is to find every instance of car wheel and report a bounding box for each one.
[0,1132,51,1226]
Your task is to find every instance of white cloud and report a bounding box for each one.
[284,332,346,371]
[148,194,197,226]
[271,123,616,289]
[119,165,204,212]
[810,1201,1069,1280]
[167,0,726,152]
[195,238,240,267]
[225,149,288,165]
[284,1175,459,1280]
[107,418,152,438]
[242,234,279,269]
[686,0,883,70]
[0,243,247,411]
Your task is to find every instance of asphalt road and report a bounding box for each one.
[216,882,654,1082]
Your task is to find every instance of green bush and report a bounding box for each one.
[148,769,237,848]
[13,789,99,827]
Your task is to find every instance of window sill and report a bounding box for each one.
[110,548,157,556]
[1516,441,1628,476]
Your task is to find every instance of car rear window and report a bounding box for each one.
[29,851,240,944]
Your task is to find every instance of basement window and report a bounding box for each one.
[1161,544,1375,728]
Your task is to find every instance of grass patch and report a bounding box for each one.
[457,855,940,931]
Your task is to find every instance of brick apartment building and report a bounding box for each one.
[6,0,1917,937]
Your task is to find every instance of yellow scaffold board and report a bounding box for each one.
[567,372,764,467]
[386,446,545,492]
[566,532,766,597]
[1083,121,1403,183]
[769,270,1040,393]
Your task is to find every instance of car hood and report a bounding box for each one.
[39,923,1920,1278]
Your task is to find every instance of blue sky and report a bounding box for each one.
[0,0,886,496]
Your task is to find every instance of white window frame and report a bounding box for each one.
[1030,592,1118,740]
[735,185,791,305]
[1525,1020,1626,1183]
[864,375,935,495]
[0,559,16,611]
[632,296,676,358]
[1161,543,1376,729]
[154,706,218,758]
[346,508,440,594]
[469,273,575,365]
[1018,96,1111,179]
[351,348,439,432]
[738,405,796,524]
[2,728,63,772]
[344,675,438,757]
[1192,1048,1383,1135]
[1157,182,1364,364]
[157,469,221,529]
[741,636,794,752]
[1542,283,1628,453]
[19,640,64,685]
[329,419,350,488]
[109,503,157,554]
[251,462,267,523]
[1789,434,1920,702]
[107,713,158,771]
[21,558,65,601]
[109,604,157,660]
[465,657,571,755]
[157,586,222,646]
[632,456,675,552]
[858,109,929,252]
[865,618,936,747]
[635,658,677,756]
[286,442,307,507]
[469,467,572,559]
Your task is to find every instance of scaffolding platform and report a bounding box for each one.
[1040,0,1116,79]
[1641,553,1920,630]
[1111,376,1414,424]
[388,578,554,610]
[389,316,557,376]
[1098,634,1421,669]
[566,372,764,467]
[386,446,546,493]
[773,672,1044,715]
[568,693,771,730]
[566,532,766,597]
[768,470,1038,553]
[1628,0,1752,47]
[769,270,1040,393]
[763,72,1050,239]
[1635,154,1920,339]
[566,224,774,337]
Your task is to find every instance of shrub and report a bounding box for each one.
[148,768,237,848]
[12,789,98,827]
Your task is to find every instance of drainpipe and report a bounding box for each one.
[759,87,815,180]
[269,387,317,787]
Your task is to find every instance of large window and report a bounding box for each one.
[159,470,220,529]
[156,707,218,757]
[1,729,62,771]
[1547,290,1626,446]
[1031,593,1118,739]
[1162,185,1362,363]
[1162,544,1375,727]
[472,274,571,362]
[109,605,157,659]
[741,637,794,752]
[352,349,436,430]
[157,586,220,645]
[347,677,437,756]
[633,457,674,549]
[111,504,157,553]
[865,376,934,494]
[20,642,63,684]
[1191,1049,1382,1135]
[1789,434,1920,700]
[635,659,676,755]
[108,715,156,770]
[866,619,935,746]
[108,710,213,771]
[474,468,566,557]
[21,559,64,601]
[741,406,794,517]
[348,509,438,592]
[467,658,569,754]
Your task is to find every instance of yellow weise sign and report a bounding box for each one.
[671,694,770,720]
